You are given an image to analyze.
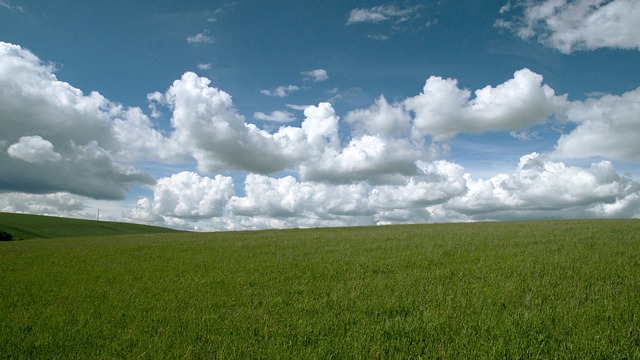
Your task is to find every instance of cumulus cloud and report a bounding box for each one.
[127,172,234,222]
[299,135,425,184]
[162,73,300,173]
[160,73,344,174]
[552,87,640,161]
[126,151,639,231]
[447,153,640,220]
[228,161,466,224]
[260,85,300,97]
[346,95,411,137]
[4,41,639,230]
[404,68,567,141]
[7,135,62,163]
[0,42,159,199]
[368,160,468,210]
[346,5,422,25]
[301,69,328,82]
[496,0,640,53]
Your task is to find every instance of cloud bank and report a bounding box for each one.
[1,41,639,230]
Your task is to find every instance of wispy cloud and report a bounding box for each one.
[197,63,212,70]
[260,85,300,97]
[367,34,390,41]
[346,5,422,25]
[496,0,640,53]
[0,0,24,12]
[254,110,296,123]
[187,30,215,45]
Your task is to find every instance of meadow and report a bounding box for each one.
[1,217,639,358]
[0,212,183,240]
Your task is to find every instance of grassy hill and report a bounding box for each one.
[1,219,639,358]
[0,212,183,240]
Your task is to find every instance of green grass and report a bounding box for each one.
[0,212,183,240]
[1,219,639,358]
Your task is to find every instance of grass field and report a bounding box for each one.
[0,212,183,240]
[1,218,639,358]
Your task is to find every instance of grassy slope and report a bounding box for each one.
[0,212,182,240]
[1,219,639,358]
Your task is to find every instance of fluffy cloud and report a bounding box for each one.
[4,41,639,230]
[0,42,158,199]
[161,73,295,173]
[299,135,425,184]
[345,95,411,137]
[404,68,567,141]
[127,172,234,222]
[301,69,328,82]
[227,161,466,225]
[497,0,640,53]
[552,87,640,161]
[161,73,342,174]
[447,153,640,220]
[130,153,639,231]
[7,135,62,163]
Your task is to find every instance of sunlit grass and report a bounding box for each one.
[1,219,639,358]
[0,212,182,240]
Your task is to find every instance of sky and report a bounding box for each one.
[1,0,640,231]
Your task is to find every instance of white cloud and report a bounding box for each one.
[346,5,422,25]
[301,69,328,82]
[197,63,212,70]
[186,30,215,45]
[285,104,309,111]
[552,86,640,161]
[254,110,296,123]
[227,174,376,223]
[404,68,567,141]
[260,85,300,97]
[159,73,343,174]
[128,172,234,221]
[299,135,425,184]
[162,72,304,173]
[0,192,84,216]
[496,0,640,53]
[3,41,639,230]
[447,153,640,220]
[7,135,62,163]
[0,42,157,199]
[124,152,639,231]
[345,95,411,137]
[368,160,468,209]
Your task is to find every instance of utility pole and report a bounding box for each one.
[96,209,100,226]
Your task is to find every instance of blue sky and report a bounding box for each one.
[1,0,640,230]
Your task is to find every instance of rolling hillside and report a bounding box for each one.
[0,212,183,240]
